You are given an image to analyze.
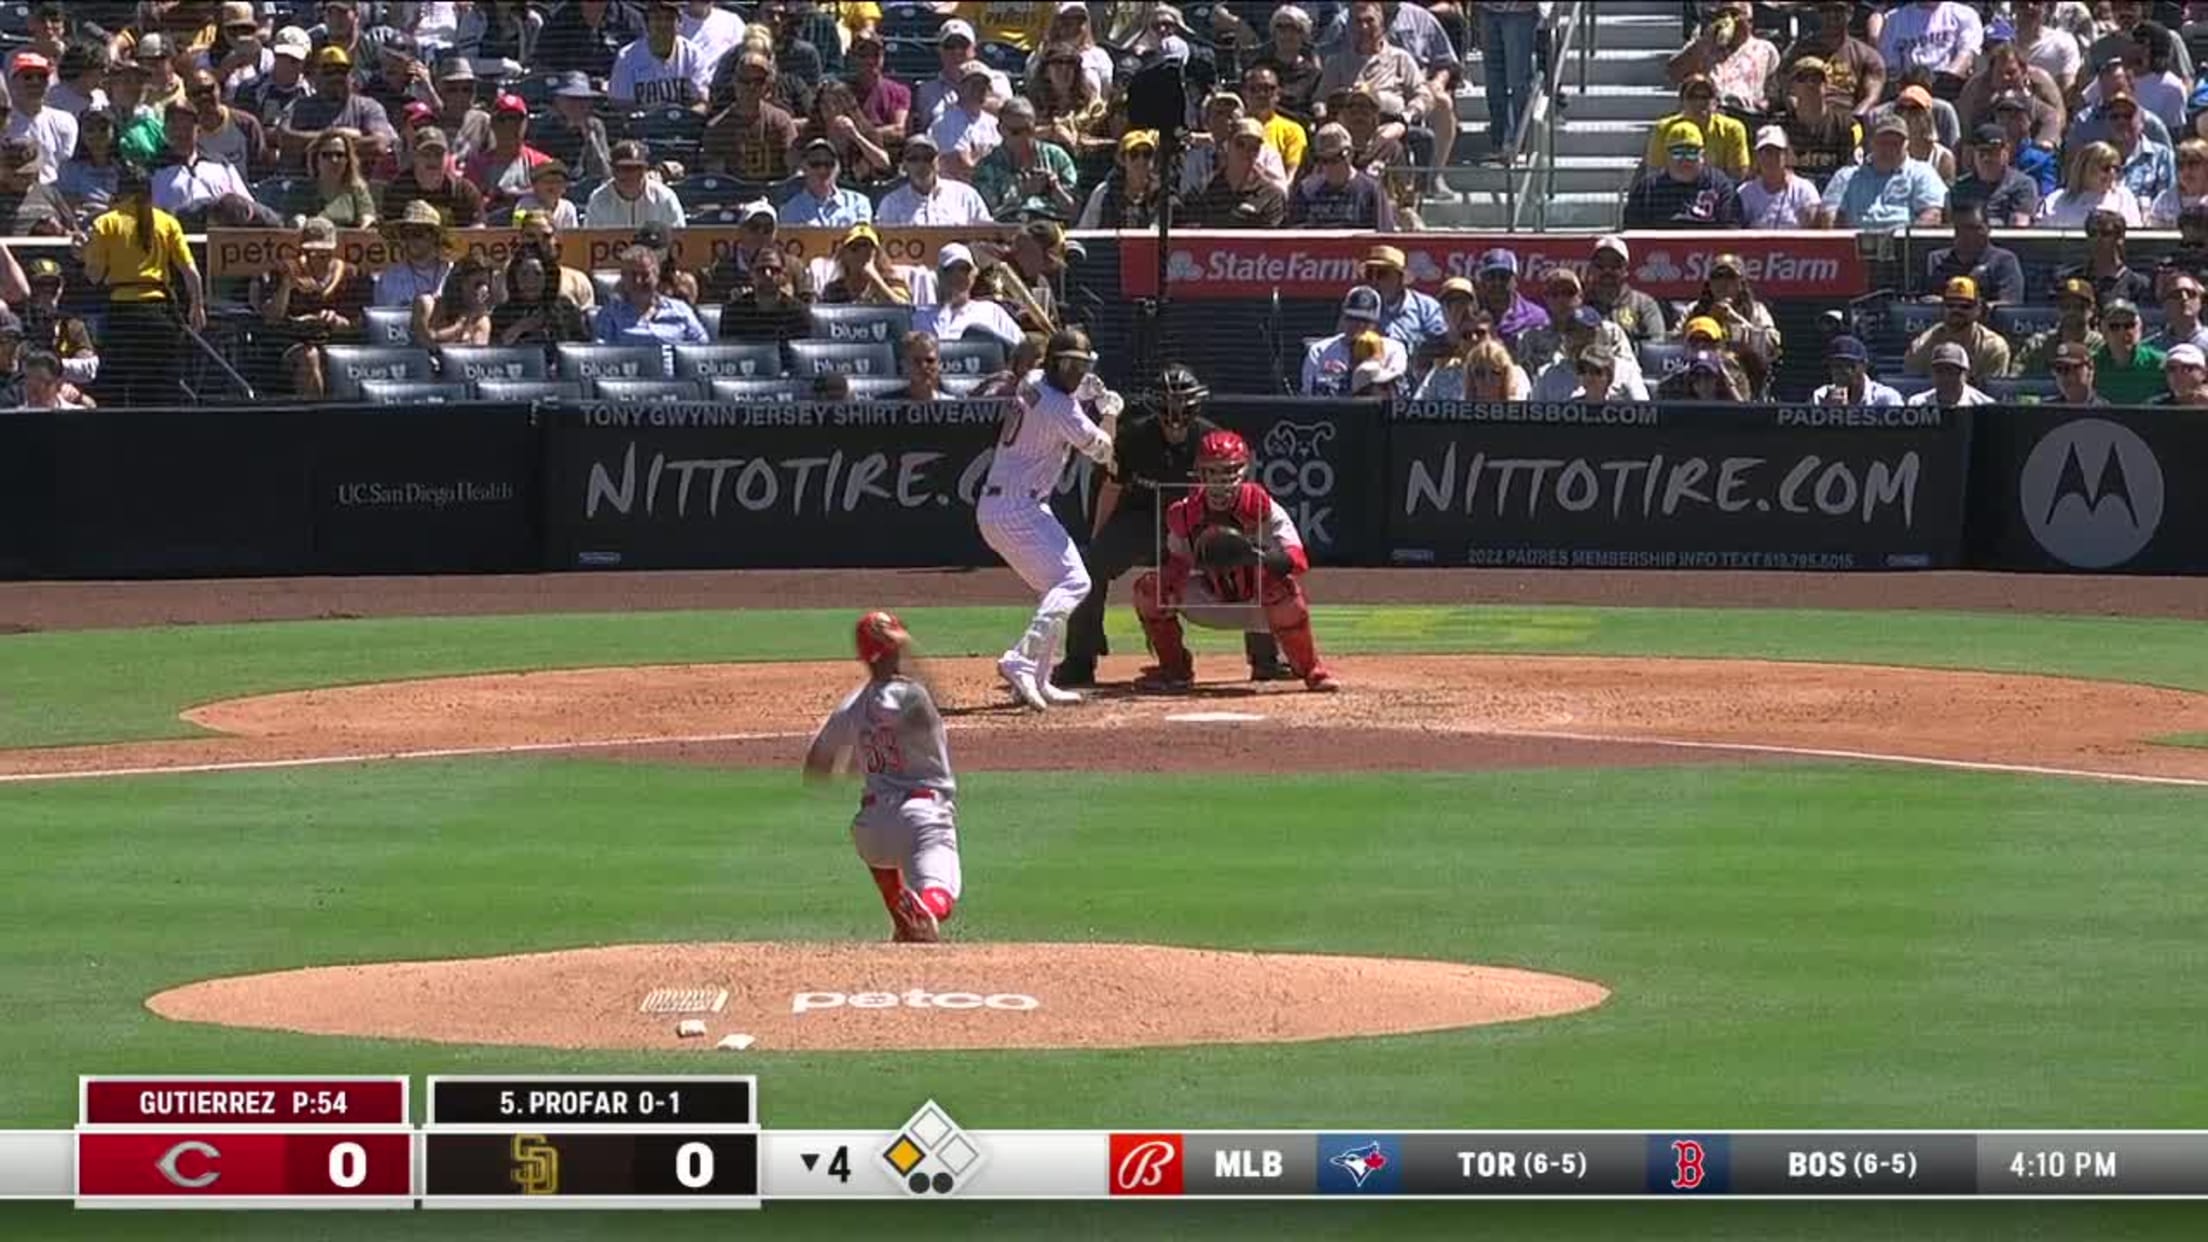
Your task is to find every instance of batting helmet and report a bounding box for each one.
[1195,429,1252,507]
[854,611,908,665]
[1043,327,1096,393]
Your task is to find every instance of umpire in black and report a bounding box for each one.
[1052,363,1284,688]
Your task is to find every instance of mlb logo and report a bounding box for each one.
[1107,1134,1183,1196]
[1317,1136,1401,1194]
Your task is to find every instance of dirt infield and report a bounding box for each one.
[6,653,2208,783]
[2,567,2204,631]
[146,942,1610,1052]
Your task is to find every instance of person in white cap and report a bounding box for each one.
[914,19,1009,129]
[913,244,1022,349]
[2150,342,2208,405]
[1909,341,1994,406]
[1735,125,1825,228]
[1301,285,1409,396]
[1584,235,1671,343]
[237,27,313,127]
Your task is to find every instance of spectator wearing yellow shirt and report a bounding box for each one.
[80,163,205,406]
[939,2,1053,53]
[1243,63,1307,180]
[1643,74,1749,180]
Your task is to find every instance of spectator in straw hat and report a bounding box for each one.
[372,198,455,308]
[1734,126,1825,228]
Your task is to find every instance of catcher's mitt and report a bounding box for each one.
[1193,525,1262,570]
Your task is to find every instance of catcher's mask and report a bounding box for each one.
[1195,429,1252,509]
[854,610,909,666]
[1043,327,1096,394]
[1154,363,1208,436]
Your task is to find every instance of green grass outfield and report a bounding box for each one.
[0,603,2204,1240]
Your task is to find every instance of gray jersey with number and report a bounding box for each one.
[814,676,955,800]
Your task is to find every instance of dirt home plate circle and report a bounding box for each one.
[145,943,1609,1052]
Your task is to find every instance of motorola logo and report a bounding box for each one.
[2019,419,2164,569]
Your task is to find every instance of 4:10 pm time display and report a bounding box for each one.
[2006,1148,2120,1180]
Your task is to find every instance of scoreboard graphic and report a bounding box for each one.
[8,1075,2208,1206]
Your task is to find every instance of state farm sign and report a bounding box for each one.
[1115,231,1866,301]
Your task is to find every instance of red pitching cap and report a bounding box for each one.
[855,611,907,664]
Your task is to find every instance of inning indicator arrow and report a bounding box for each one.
[801,1153,820,1171]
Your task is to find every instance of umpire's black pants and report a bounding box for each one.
[1062,514,1281,675]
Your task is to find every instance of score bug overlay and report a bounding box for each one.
[420,1076,760,1210]
[74,1076,413,1210]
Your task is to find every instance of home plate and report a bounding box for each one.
[1164,711,1268,723]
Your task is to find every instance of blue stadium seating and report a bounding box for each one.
[360,306,416,346]
[673,342,784,382]
[321,346,438,401]
[360,379,472,405]
[556,343,671,381]
[437,346,551,384]
[807,304,913,346]
[710,376,807,402]
[937,338,1005,376]
[474,379,586,402]
[787,339,898,378]
[593,378,704,402]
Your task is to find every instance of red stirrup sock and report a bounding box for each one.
[870,867,903,912]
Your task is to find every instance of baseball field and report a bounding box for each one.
[3,567,2206,1240]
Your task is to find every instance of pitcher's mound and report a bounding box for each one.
[147,942,1609,1052]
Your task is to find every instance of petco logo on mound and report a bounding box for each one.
[790,989,1040,1014]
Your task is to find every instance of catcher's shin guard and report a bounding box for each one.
[1262,578,1327,680]
[1131,570,1193,673]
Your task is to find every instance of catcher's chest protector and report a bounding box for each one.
[1170,484,1268,541]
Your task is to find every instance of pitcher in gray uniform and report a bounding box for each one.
[803,611,963,943]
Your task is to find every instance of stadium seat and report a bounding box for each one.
[937,338,1005,376]
[808,304,914,346]
[846,376,910,399]
[1886,302,1945,347]
[360,305,416,345]
[787,339,898,378]
[1637,340,1690,380]
[592,377,704,402]
[250,175,319,219]
[474,379,586,402]
[697,304,723,339]
[437,345,551,384]
[320,346,438,400]
[590,269,622,305]
[1885,376,1935,400]
[1990,305,2061,339]
[883,37,939,82]
[878,2,945,40]
[673,342,784,382]
[360,379,472,405]
[940,374,985,396]
[710,376,806,402]
[671,173,758,210]
[1987,378,2063,403]
[687,204,747,226]
[556,342,672,381]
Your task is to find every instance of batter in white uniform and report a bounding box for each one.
[803,612,962,943]
[975,327,1122,710]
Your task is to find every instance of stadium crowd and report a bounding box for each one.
[2,2,2206,410]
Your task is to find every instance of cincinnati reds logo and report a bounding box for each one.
[1109,1135,1183,1195]
[156,1140,221,1189]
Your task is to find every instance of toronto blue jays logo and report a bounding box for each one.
[1329,1142,1390,1188]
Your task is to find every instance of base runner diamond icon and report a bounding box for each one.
[879,1100,984,1196]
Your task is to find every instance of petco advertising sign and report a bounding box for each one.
[1117,232,1866,300]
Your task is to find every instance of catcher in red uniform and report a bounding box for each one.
[1131,430,1340,693]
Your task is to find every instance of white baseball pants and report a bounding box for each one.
[850,791,963,899]
[977,494,1091,678]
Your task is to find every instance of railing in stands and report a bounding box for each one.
[1505,0,1595,233]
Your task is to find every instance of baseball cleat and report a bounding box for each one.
[1249,662,1295,682]
[1039,682,1086,706]
[997,656,1049,710]
[1049,661,1096,689]
[1304,668,1341,693]
[1134,660,1195,692]
[893,889,941,943]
